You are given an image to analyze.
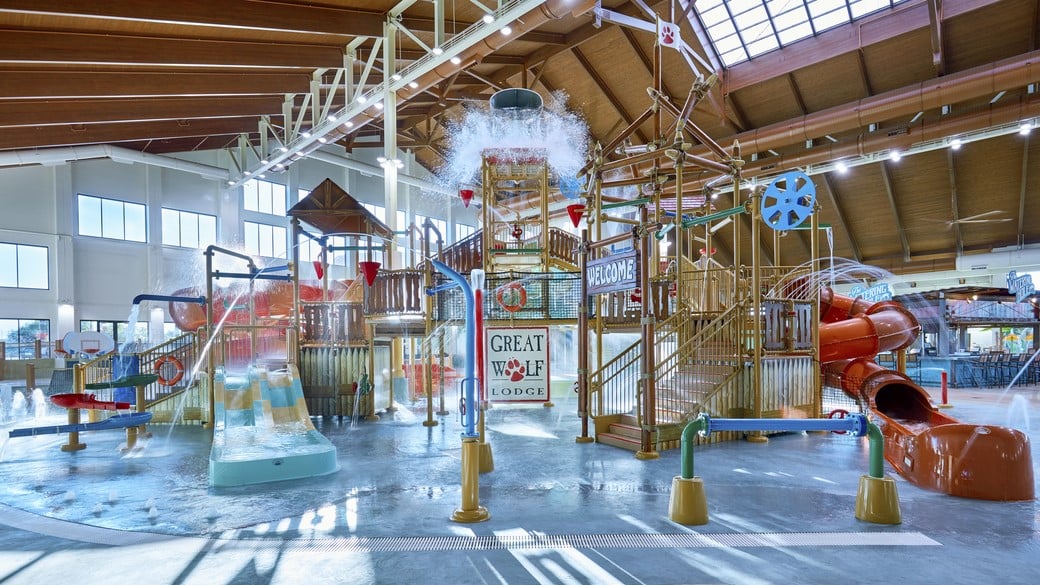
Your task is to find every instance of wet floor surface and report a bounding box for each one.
[1,385,1038,584]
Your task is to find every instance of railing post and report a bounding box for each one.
[25,362,35,389]
[577,228,593,443]
[637,205,659,460]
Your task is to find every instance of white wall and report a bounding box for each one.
[0,145,473,347]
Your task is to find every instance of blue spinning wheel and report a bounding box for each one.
[761,171,816,230]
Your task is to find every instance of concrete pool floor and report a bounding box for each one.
[1,383,1038,584]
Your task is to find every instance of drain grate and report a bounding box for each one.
[231,531,941,553]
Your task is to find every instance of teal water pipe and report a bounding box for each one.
[679,413,874,480]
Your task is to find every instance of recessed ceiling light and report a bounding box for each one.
[501,25,512,35]
[301,131,311,138]
[835,161,848,174]
[244,170,252,176]
[450,56,461,65]
[343,121,354,128]
[317,137,327,143]
[890,150,902,162]
[482,14,494,24]
[278,146,288,153]
[409,81,419,89]
[327,114,337,122]
[374,102,384,110]
[432,47,443,55]
[260,159,269,164]
[1019,121,1033,135]
[950,137,962,150]
[356,95,367,104]
[391,73,401,81]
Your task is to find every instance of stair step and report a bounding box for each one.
[596,432,642,451]
[606,422,642,439]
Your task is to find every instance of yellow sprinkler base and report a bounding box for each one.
[575,436,594,443]
[451,506,490,523]
[937,404,954,409]
[669,476,709,525]
[422,419,439,427]
[855,475,902,524]
[543,401,554,408]
[635,450,660,460]
[746,434,769,444]
[364,414,381,422]
[61,442,87,452]
[478,442,495,473]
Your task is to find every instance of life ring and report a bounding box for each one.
[154,355,185,387]
[496,282,527,313]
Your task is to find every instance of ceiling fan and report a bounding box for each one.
[922,210,1012,229]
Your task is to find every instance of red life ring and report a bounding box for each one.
[496,282,527,313]
[827,408,850,434]
[154,355,185,387]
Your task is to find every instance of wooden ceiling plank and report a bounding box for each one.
[0,117,259,150]
[399,16,566,45]
[879,161,911,262]
[0,71,310,99]
[572,47,649,144]
[0,96,283,127]
[0,30,345,68]
[0,0,383,37]
[724,0,1002,92]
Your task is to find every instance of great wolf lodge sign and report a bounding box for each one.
[586,251,638,295]
[485,327,550,403]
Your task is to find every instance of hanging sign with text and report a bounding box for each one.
[586,250,638,295]
[485,326,550,403]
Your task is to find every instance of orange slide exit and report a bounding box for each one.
[819,288,1033,501]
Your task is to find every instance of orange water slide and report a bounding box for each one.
[819,288,1033,501]
[167,281,346,331]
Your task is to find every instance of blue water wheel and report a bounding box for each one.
[761,171,816,231]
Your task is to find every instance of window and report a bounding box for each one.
[244,221,287,258]
[0,243,48,289]
[0,318,50,359]
[362,203,386,224]
[453,222,474,241]
[415,215,448,242]
[80,320,148,351]
[77,194,146,242]
[297,234,348,265]
[691,0,906,67]
[298,188,311,202]
[161,208,217,249]
[243,179,287,216]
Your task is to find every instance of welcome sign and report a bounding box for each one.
[484,326,550,403]
[587,250,638,295]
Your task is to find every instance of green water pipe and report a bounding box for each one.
[680,205,746,229]
[602,197,651,211]
[867,421,884,479]
[680,414,709,480]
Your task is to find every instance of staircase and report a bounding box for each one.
[592,302,747,452]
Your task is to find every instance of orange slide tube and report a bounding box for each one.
[820,289,1034,501]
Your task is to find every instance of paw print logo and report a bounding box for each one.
[504,358,526,382]
[661,27,674,46]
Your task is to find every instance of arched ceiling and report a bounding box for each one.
[0,0,1037,275]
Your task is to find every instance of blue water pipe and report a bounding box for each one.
[132,293,206,305]
[255,264,290,274]
[680,413,877,480]
[429,260,478,438]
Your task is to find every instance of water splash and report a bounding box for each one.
[437,90,588,188]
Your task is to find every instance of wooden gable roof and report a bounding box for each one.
[287,178,394,241]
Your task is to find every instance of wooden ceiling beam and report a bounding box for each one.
[927,0,946,76]
[0,30,344,68]
[1017,133,1031,246]
[817,172,861,262]
[0,117,259,150]
[399,16,566,45]
[0,96,283,127]
[724,0,1003,92]
[946,149,964,255]
[0,71,310,99]
[879,161,911,262]
[0,0,383,37]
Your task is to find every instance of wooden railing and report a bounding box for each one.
[300,301,367,346]
[547,228,579,267]
[364,269,425,317]
[437,230,483,274]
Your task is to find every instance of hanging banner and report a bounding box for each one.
[485,326,550,403]
[586,250,638,295]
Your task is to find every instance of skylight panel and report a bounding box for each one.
[692,0,907,67]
